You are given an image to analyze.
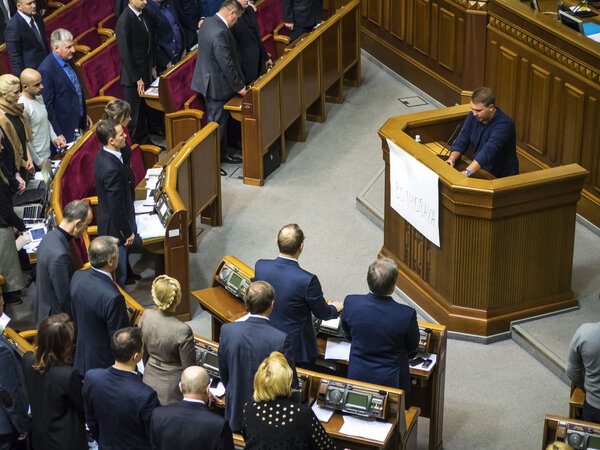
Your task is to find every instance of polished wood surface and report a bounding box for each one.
[379,106,588,337]
[569,385,585,419]
[543,414,600,449]
[227,0,361,186]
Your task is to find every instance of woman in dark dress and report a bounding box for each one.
[242,351,336,450]
[21,314,88,450]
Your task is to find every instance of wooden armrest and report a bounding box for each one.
[82,196,98,206]
[232,433,245,448]
[46,1,64,10]
[82,262,91,270]
[402,406,420,450]
[73,44,91,61]
[183,93,203,113]
[139,144,162,156]
[87,226,98,237]
[86,96,117,124]
[18,330,37,341]
[0,275,4,286]
[224,96,242,112]
[571,387,585,408]
[97,28,114,42]
[98,76,121,96]
[273,34,291,45]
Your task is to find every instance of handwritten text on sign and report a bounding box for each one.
[387,138,440,247]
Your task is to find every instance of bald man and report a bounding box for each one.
[18,68,66,166]
[150,366,235,450]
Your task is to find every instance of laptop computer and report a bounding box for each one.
[13,159,52,220]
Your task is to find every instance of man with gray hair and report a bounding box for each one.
[34,199,92,323]
[37,28,92,143]
[150,366,235,449]
[70,235,130,376]
[341,257,420,392]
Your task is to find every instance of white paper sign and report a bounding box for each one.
[388,138,440,247]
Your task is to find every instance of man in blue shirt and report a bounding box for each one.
[446,87,519,178]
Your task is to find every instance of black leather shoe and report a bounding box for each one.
[221,168,227,176]
[221,155,242,164]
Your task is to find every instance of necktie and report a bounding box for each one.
[29,18,44,46]
[64,63,84,118]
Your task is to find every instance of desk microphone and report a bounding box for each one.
[439,123,462,157]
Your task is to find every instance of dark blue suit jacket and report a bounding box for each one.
[0,337,29,437]
[83,366,160,450]
[4,12,48,75]
[254,257,338,363]
[94,149,136,245]
[341,293,420,392]
[450,106,519,178]
[217,316,297,432]
[70,268,129,376]
[38,52,87,142]
[150,400,235,450]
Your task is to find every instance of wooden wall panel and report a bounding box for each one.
[524,64,550,157]
[413,0,430,56]
[368,0,383,26]
[438,8,456,71]
[495,45,517,117]
[559,84,585,166]
[389,0,405,41]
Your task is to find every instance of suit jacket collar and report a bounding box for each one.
[98,146,129,176]
[179,400,208,410]
[367,292,394,302]
[245,316,271,325]
[275,256,299,267]
[108,365,141,379]
[46,52,79,96]
[87,266,117,287]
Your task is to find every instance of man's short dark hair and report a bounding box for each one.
[220,0,242,14]
[88,236,118,268]
[277,224,304,255]
[62,200,91,223]
[244,281,274,314]
[471,87,495,107]
[111,327,142,363]
[96,118,120,146]
[367,258,399,296]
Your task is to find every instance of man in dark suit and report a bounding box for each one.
[145,0,184,74]
[218,281,297,432]
[4,0,48,75]
[0,0,17,45]
[0,335,29,450]
[38,28,92,143]
[173,0,201,50]
[281,0,320,42]
[231,0,271,84]
[191,0,246,175]
[34,200,92,324]
[115,0,157,144]
[83,327,160,450]
[94,118,137,287]
[341,258,420,392]
[150,366,235,450]
[253,224,343,368]
[71,236,130,376]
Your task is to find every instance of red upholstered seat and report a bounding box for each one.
[100,79,123,98]
[98,14,118,31]
[262,34,277,60]
[45,0,90,43]
[0,46,12,75]
[256,0,285,37]
[75,28,101,50]
[77,40,119,98]
[60,134,102,208]
[131,145,146,185]
[163,54,198,112]
[84,0,114,28]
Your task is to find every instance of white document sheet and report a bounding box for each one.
[210,381,226,397]
[134,200,154,214]
[311,403,334,423]
[339,415,393,442]
[145,168,162,178]
[324,338,351,361]
[137,360,145,374]
[145,177,159,190]
[387,138,440,247]
[0,313,11,332]
[410,352,437,372]
[136,214,165,239]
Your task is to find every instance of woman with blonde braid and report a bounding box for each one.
[139,275,197,404]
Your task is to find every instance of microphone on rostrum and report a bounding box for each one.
[439,123,462,157]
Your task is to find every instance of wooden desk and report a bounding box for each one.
[192,255,446,450]
[543,414,600,449]
[569,385,585,419]
[379,105,588,337]
[226,0,361,186]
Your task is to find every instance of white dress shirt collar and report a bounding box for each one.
[91,266,114,280]
[103,147,123,163]
[128,4,142,17]
[216,12,229,28]
[183,398,206,404]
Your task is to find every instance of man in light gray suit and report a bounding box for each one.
[191,0,247,175]
[34,200,92,323]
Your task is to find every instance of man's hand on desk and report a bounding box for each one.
[137,79,145,96]
[237,86,248,97]
[124,233,135,247]
[330,301,344,313]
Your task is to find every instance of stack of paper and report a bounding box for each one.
[312,403,334,423]
[339,415,393,442]
[324,338,351,361]
[136,213,165,239]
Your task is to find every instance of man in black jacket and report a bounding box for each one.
[150,366,235,450]
[93,118,136,288]
[231,0,271,85]
[4,0,48,75]
[115,0,156,144]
